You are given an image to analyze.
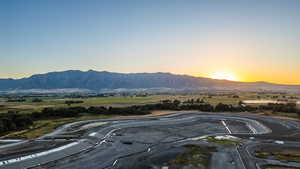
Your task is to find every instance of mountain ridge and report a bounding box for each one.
[0,70,299,92]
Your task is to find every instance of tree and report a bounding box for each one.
[173,100,181,106]
[215,103,233,112]
[32,98,43,103]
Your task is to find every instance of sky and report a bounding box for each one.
[1,0,300,84]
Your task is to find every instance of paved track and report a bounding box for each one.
[0,112,299,169]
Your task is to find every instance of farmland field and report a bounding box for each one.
[1,93,300,114]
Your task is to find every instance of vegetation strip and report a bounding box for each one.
[1,98,299,138]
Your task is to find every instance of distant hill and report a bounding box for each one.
[0,70,299,93]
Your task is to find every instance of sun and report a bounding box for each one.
[210,72,238,81]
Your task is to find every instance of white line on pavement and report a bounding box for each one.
[0,142,79,166]
[112,160,118,166]
[221,120,232,134]
[236,147,247,169]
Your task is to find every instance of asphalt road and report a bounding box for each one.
[0,112,299,169]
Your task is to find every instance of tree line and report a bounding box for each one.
[1,99,299,136]
[0,112,33,134]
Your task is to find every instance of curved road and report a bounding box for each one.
[0,112,299,169]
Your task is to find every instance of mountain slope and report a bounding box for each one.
[0,70,299,92]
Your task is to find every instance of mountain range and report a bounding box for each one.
[0,70,299,93]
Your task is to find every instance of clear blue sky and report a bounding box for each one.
[1,0,300,84]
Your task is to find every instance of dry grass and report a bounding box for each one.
[256,151,300,163]
[264,165,300,169]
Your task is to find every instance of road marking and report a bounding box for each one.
[274,140,284,144]
[0,139,23,142]
[0,142,79,166]
[256,163,262,169]
[221,120,232,134]
[112,160,118,166]
[97,140,106,146]
[96,128,121,147]
[88,132,97,137]
[104,128,119,139]
[247,124,257,134]
[236,147,247,169]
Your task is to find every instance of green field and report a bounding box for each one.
[0,95,162,114]
[1,93,299,114]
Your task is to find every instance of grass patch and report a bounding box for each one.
[169,144,216,168]
[202,137,241,146]
[255,151,300,163]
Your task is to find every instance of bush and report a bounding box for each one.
[215,103,233,112]
[259,103,298,113]
[6,99,26,102]
[32,107,85,119]
[32,98,43,102]
[0,112,33,135]
[65,100,84,106]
